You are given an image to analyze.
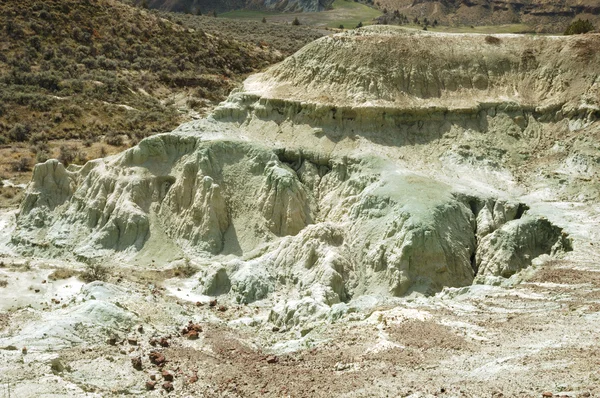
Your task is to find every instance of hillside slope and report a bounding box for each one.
[143,0,335,13]
[375,0,600,32]
[0,0,327,189]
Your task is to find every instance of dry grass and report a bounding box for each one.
[48,267,79,281]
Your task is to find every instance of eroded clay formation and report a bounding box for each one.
[13,27,586,309]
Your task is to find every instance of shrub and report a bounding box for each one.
[8,123,31,142]
[105,132,124,146]
[292,17,301,26]
[80,262,109,283]
[30,138,49,151]
[58,145,85,165]
[49,268,78,280]
[36,151,50,163]
[485,35,501,45]
[10,157,32,172]
[564,19,595,35]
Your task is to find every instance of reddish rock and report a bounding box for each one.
[209,299,217,307]
[542,393,553,398]
[149,338,158,346]
[218,305,228,312]
[150,374,156,381]
[159,337,170,347]
[145,380,156,390]
[162,382,174,392]
[189,373,198,383]
[266,356,278,364]
[162,370,174,381]
[131,357,143,371]
[181,321,202,339]
[149,351,166,366]
[195,301,203,307]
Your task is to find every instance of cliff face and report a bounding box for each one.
[377,0,600,31]
[147,0,334,13]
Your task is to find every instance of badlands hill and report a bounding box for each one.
[376,0,600,32]
[14,27,598,299]
[2,27,600,396]
[142,0,334,13]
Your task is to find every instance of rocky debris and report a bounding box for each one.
[145,380,156,390]
[149,351,166,366]
[131,356,142,371]
[127,337,137,345]
[181,321,202,340]
[22,347,27,354]
[209,299,217,308]
[50,358,68,374]
[149,336,170,347]
[137,325,144,333]
[542,393,553,397]
[266,355,278,364]
[162,381,174,392]
[188,372,198,383]
[161,370,174,382]
[218,305,228,312]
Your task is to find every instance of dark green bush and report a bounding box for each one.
[8,123,31,142]
[564,19,595,35]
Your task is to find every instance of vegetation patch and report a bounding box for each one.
[0,0,282,167]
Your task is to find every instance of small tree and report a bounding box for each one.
[339,24,344,29]
[564,18,595,35]
[292,17,301,26]
[262,17,267,23]
[356,21,363,28]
